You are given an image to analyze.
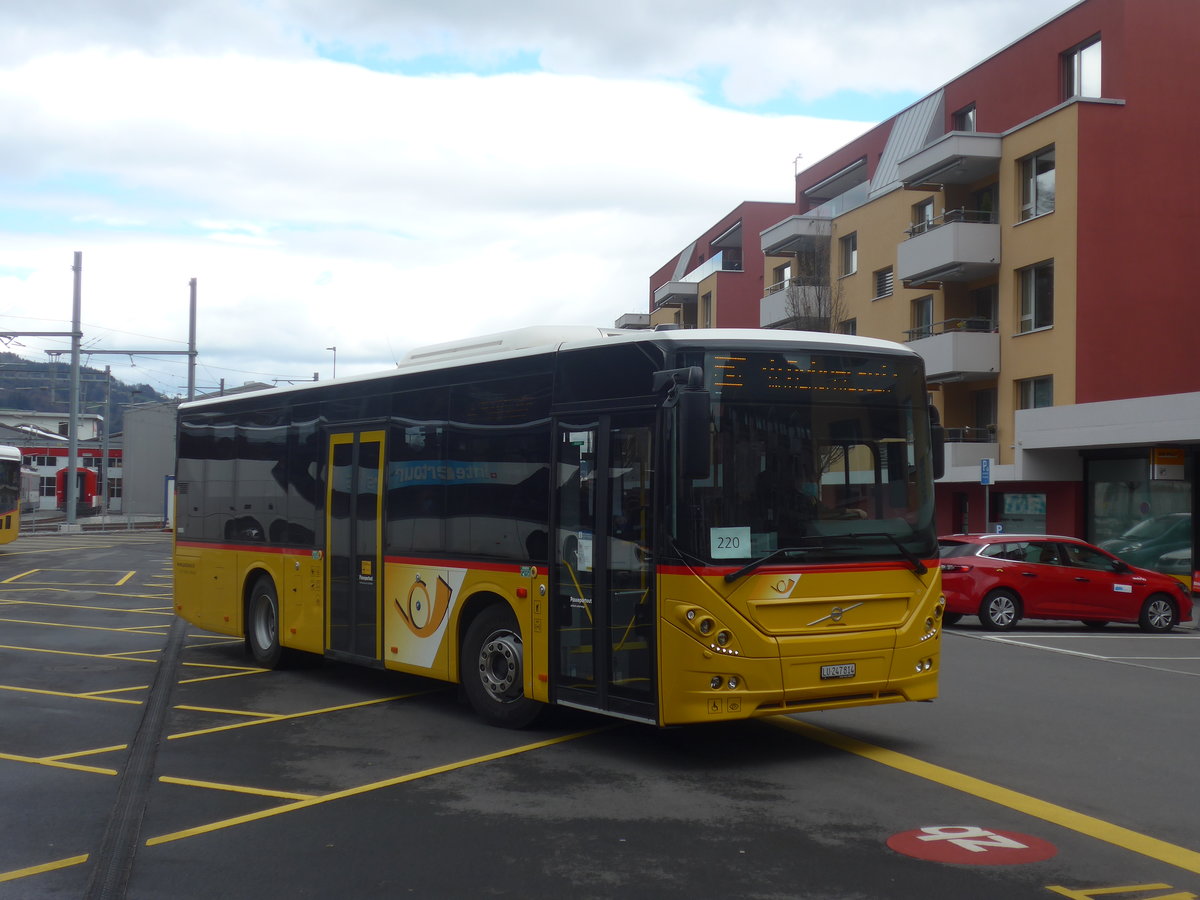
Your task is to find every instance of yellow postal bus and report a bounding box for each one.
[173,327,946,726]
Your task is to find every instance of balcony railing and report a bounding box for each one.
[906,207,996,238]
[679,249,742,283]
[904,317,996,342]
[945,424,997,443]
[764,275,826,295]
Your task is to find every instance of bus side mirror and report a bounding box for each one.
[931,425,945,480]
[929,406,946,480]
[678,390,712,480]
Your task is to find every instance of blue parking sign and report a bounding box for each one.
[980,458,992,485]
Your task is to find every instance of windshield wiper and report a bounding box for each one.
[723,544,835,583]
[843,531,928,575]
[722,533,928,583]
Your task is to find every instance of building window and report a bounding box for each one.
[770,262,792,293]
[1063,35,1101,99]
[1020,146,1055,221]
[911,296,934,340]
[39,477,55,497]
[839,318,857,336]
[1018,261,1054,332]
[1017,376,1053,409]
[700,292,712,328]
[973,388,998,432]
[839,232,857,276]
[873,267,894,299]
[107,478,123,499]
[953,103,977,132]
[911,198,935,235]
[972,183,998,223]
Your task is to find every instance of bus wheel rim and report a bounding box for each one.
[477,630,521,702]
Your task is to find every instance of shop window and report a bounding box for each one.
[1087,454,1192,575]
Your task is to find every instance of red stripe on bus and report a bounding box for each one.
[382,555,527,574]
[174,540,297,555]
[657,560,934,577]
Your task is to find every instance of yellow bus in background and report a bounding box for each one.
[173,327,945,727]
[0,446,30,544]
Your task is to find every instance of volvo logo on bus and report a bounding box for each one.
[808,602,864,627]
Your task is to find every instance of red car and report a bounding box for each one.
[938,533,1193,632]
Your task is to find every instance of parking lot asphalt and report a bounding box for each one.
[3,531,1200,899]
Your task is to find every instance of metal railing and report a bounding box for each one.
[764,275,826,295]
[906,207,997,238]
[944,425,998,443]
[904,317,996,341]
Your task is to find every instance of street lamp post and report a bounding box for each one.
[326,346,337,379]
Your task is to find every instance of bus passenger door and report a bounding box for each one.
[326,431,385,661]
[553,414,657,723]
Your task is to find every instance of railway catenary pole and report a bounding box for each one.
[0,254,199,529]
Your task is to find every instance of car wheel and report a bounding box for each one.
[1138,594,1177,633]
[980,590,1020,631]
[942,612,963,626]
[1081,620,1108,629]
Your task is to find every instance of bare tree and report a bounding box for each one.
[780,230,847,333]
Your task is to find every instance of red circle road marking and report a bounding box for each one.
[888,826,1058,865]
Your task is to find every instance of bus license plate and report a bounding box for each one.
[820,663,856,680]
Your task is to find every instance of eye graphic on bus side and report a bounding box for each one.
[395,573,453,638]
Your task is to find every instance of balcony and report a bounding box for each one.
[653,250,743,308]
[906,318,999,383]
[760,276,827,329]
[897,132,1002,189]
[760,215,831,257]
[942,436,1001,481]
[653,281,698,308]
[897,209,1000,287]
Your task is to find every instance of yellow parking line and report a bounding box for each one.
[0,683,142,705]
[115,571,135,586]
[1,569,39,583]
[0,616,168,636]
[159,776,317,801]
[0,643,156,664]
[0,751,118,775]
[175,704,285,718]
[774,718,1200,876]
[178,670,264,685]
[147,726,611,846]
[44,745,128,762]
[0,854,90,884]
[167,692,434,739]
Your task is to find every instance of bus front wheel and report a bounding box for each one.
[461,604,542,728]
[247,576,283,668]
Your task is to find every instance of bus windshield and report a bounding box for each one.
[672,348,937,566]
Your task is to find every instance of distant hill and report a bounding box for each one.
[0,352,169,435]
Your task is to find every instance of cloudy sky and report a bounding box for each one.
[0,0,1078,398]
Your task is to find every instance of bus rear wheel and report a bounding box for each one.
[461,604,542,728]
[247,575,283,668]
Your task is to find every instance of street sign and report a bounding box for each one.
[980,458,993,485]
